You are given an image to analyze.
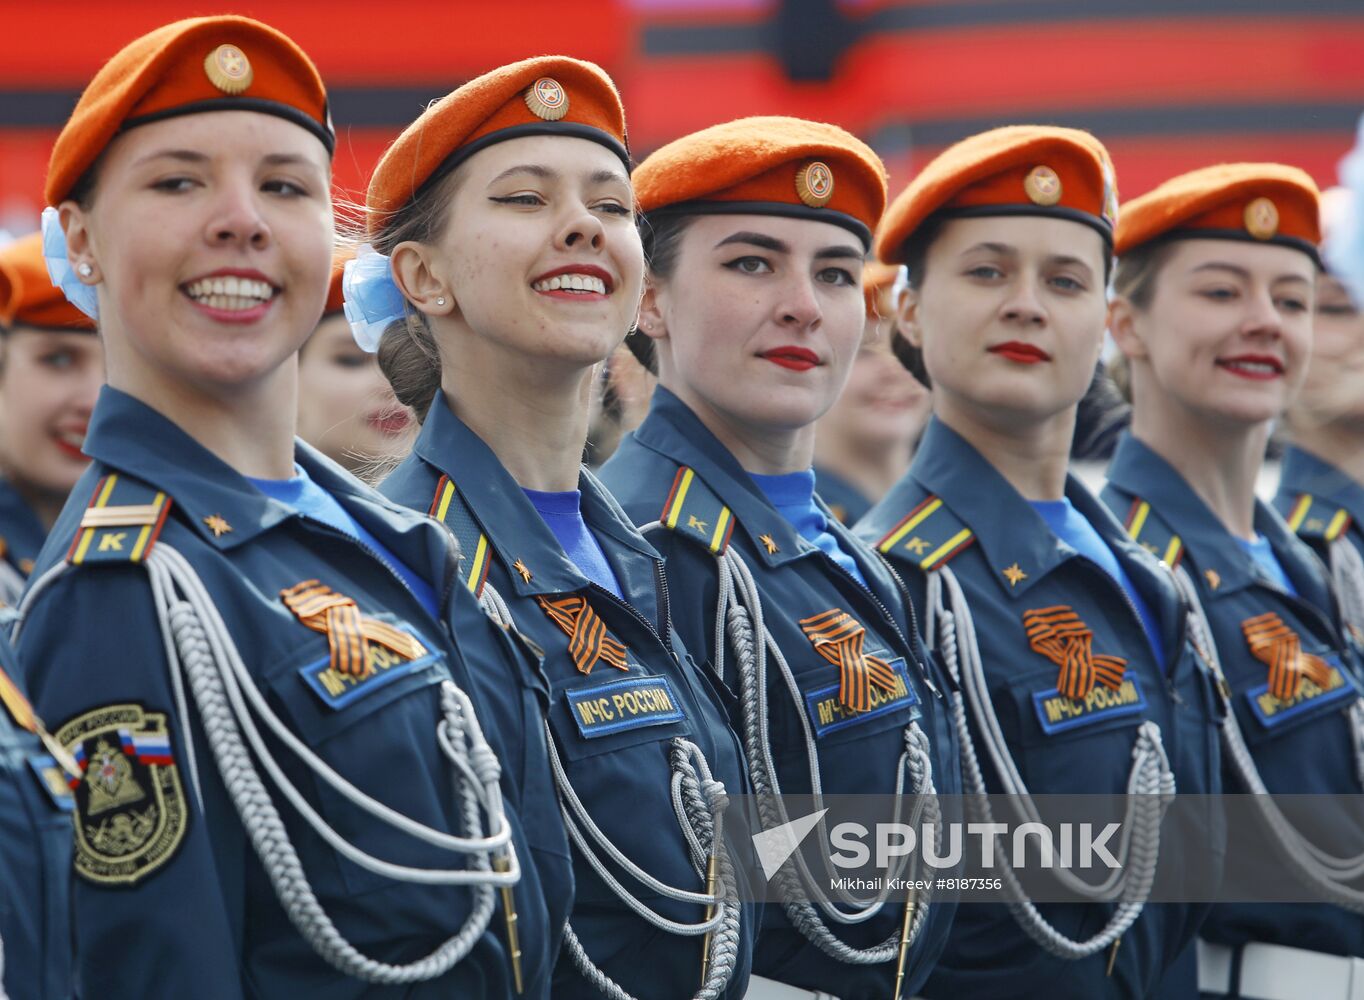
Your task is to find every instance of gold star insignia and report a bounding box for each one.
[1002,563,1027,587]
[203,514,232,538]
[905,537,930,554]
[1205,568,1221,591]
[513,558,532,584]
[759,533,779,555]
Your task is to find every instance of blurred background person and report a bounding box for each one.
[296,251,413,479]
[585,342,656,468]
[1276,186,1364,640]
[0,231,100,603]
[813,260,931,525]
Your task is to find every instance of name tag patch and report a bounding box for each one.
[1033,675,1147,735]
[805,658,920,738]
[298,625,437,711]
[27,754,74,811]
[566,675,685,738]
[1246,656,1358,729]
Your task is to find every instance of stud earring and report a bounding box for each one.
[436,296,447,306]
[77,263,93,278]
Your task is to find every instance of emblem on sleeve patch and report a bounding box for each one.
[803,657,920,738]
[58,704,188,886]
[566,675,685,738]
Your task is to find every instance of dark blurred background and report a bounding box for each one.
[1,0,1360,233]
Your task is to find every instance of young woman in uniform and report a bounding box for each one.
[347,56,753,1000]
[598,117,960,1000]
[0,233,101,602]
[857,127,1225,998]
[1102,165,1364,995]
[19,16,571,997]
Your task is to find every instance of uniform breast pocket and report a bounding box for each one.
[1007,666,1152,795]
[548,670,703,905]
[792,650,922,750]
[1235,649,1361,747]
[264,622,461,897]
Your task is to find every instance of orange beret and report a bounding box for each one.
[324,246,352,315]
[876,125,1116,264]
[1115,163,1321,264]
[633,116,887,248]
[47,15,332,206]
[366,56,627,232]
[0,234,96,332]
[863,260,902,316]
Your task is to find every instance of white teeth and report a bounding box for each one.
[1226,360,1277,374]
[184,276,275,305]
[57,431,84,448]
[531,273,608,294]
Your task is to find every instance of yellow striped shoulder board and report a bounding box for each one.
[875,494,975,571]
[429,475,493,597]
[659,466,736,555]
[1121,497,1185,569]
[67,473,173,566]
[1282,493,1353,543]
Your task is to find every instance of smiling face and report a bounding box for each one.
[60,110,333,403]
[297,313,413,473]
[400,135,643,374]
[1112,238,1316,428]
[904,215,1109,431]
[1290,273,1364,429]
[0,327,104,499]
[645,213,867,440]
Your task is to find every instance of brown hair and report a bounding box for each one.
[1107,240,1177,402]
[625,211,696,375]
[367,168,466,421]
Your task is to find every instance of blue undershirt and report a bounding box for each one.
[749,469,869,589]
[521,488,624,599]
[247,465,440,618]
[1237,534,1299,596]
[1030,498,1166,667]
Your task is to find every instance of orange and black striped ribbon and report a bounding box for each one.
[799,608,899,712]
[281,580,427,678]
[1023,605,1127,701]
[1242,611,1333,701]
[536,595,629,675]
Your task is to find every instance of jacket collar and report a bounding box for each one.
[1279,446,1364,529]
[1107,431,1328,602]
[413,395,661,604]
[909,416,1095,599]
[82,385,449,583]
[630,387,823,568]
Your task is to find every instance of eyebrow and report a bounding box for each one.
[961,241,1016,257]
[133,149,322,171]
[487,164,628,187]
[1192,261,1311,285]
[714,231,862,260]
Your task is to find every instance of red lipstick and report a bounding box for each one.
[1216,354,1284,380]
[988,341,1051,364]
[760,346,820,371]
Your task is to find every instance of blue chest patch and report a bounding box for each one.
[1033,675,1148,735]
[298,625,438,711]
[27,754,74,811]
[566,674,686,738]
[804,658,921,738]
[1245,654,1359,730]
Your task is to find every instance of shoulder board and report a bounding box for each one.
[659,467,735,555]
[1281,493,1353,542]
[67,473,172,566]
[1118,495,1185,569]
[875,494,974,571]
[429,475,492,598]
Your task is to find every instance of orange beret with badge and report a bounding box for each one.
[365,56,628,231]
[875,125,1118,264]
[46,15,332,207]
[1115,163,1321,265]
[632,116,888,248]
[0,233,96,333]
